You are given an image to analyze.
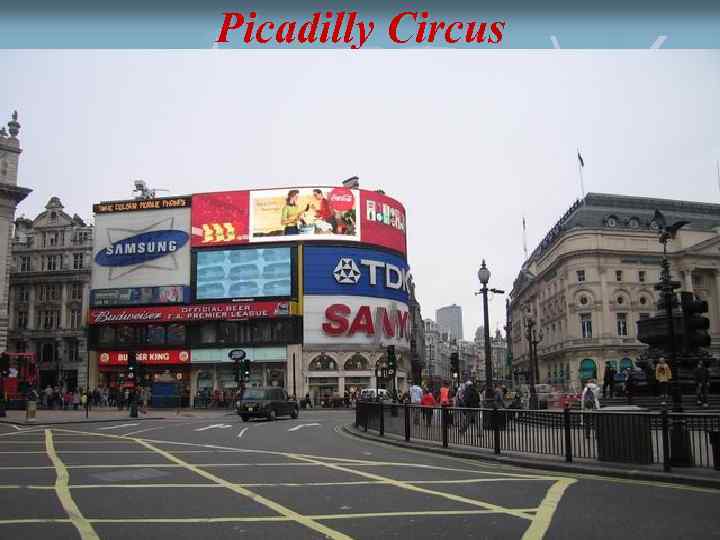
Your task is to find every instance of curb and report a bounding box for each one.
[0,417,169,426]
[342,424,720,490]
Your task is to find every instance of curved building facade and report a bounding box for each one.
[88,186,410,406]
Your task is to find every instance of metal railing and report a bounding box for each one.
[355,401,720,473]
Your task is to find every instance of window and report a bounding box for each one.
[617,296,624,305]
[98,327,115,346]
[577,270,585,282]
[116,326,136,346]
[616,270,623,282]
[344,354,369,371]
[38,284,61,302]
[144,325,166,345]
[167,324,186,345]
[639,296,647,305]
[310,354,337,371]
[69,309,81,329]
[580,313,592,339]
[49,212,58,223]
[67,340,80,362]
[70,282,82,300]
[15,286,29,302]
[16,311,28,329]
[72,253,84,270]
[19,256,31,272]
[616,313,628,336]
[639,312,650,320]
[38,310,60,330]
[639,271,646,282]
[45,255,59,271]
[48,232,58,246]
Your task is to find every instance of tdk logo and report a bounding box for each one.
[333,257,411,292]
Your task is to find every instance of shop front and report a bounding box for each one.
[97,349,192,408]
[190,346,287,407]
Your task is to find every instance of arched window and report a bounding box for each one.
[309,354,337,371]
[619,357,634,371]
[579,358,597,381]
[344,354,369,371]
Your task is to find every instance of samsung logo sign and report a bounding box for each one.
[95,230,189,267]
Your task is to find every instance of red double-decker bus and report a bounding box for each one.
[0,352,39,407]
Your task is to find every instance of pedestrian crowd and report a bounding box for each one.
[38,385,151,411]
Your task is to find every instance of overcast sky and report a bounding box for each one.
[0,50,718,339]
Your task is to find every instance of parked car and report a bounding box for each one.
[236,387,298,421]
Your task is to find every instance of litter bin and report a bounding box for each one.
[26,400,37,421]
[595,412,652,464]
[708,431,720,471]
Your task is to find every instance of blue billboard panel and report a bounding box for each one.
[196,247,292,300]
[304,246,410,303]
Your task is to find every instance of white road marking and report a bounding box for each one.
[288,423,321,432]
[194,424,233,432]
[237,428,249,439]
[97,424,139,431]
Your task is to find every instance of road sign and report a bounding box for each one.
[228,349,246,361]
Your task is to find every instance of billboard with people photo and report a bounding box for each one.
[249,187,359,242]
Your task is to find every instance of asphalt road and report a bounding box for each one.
[1,409,719,540]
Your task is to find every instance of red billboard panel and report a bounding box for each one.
[89,301,293,325]
[98,350,191,366]
[191,191,250,247]
[360,191,407,255]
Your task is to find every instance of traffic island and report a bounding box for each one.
[342,423,720,490]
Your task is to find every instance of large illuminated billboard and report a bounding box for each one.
[194,247,292,300]
[249,187,359,243]
[191,191,250,247]
[304,246,410,303]
[92,207,192,290]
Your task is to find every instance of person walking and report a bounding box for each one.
[439,381,451,407]
[581,379,600,438]
[602,364,616,399]
[420,388,436,429]
[459,380,480,434]
[694,361,710,407]
[656,357,672,405]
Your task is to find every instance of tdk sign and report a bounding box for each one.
[305,246,410,302]
[95,230,189,267]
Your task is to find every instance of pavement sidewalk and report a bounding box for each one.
[0,407,238,425]
[344,423,720,490]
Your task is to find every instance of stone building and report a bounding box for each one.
[474,327,508,383]
[509,192,720,391]
[408,282,426,383]
[0,111,32,352]
[8,197,93,391]
[423,319,448,386]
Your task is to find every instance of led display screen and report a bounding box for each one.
[195,247,292,300]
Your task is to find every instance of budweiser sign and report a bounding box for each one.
[90,301,292,325]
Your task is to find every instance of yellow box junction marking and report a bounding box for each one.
[44,430,100,540]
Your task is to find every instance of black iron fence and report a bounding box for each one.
[355,401,720,473]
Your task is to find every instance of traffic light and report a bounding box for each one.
[681,292,711,350]
[450,352,459,375]
[242,359,251,381]
[386,345,396,371]
[234,359,241,383]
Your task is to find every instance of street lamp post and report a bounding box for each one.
[477,260,504,406]
[523,314,540,409]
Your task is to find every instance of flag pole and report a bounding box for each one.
[577,147,585,198]
[716,159,720,194]
[522,216,528,261]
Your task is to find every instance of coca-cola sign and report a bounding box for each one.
[90,301,294,325]
[328,188,355,212]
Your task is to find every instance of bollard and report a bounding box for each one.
[563,404,573,463]
[404,404,411,442]
[441,406,449,449]
[661,409,671,472]
[492,406,501,455]
[379,401,384,437]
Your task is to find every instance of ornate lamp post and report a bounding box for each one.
[522,310,541,409]
[477,260,504,405]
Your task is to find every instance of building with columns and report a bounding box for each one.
[8,198,93,391]
[474,327,509,383]
[509,193,720,391]
[0,111,32,353]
